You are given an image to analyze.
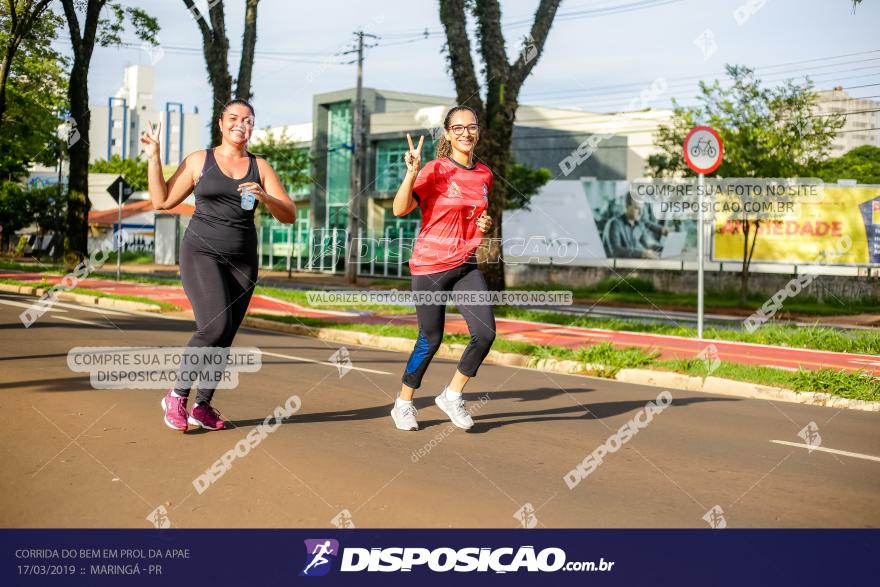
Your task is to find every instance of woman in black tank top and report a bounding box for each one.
[141,99,296,433]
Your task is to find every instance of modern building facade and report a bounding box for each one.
[88,65,202,165]
[254,86,674,275]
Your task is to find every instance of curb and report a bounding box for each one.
[4,284,876,413]
[0,283,163,313]
[242,316,880,413]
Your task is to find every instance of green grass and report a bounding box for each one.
[0,277,53,289]
[494,307,880,355]
[5,266,875,354]
[69,288,180,311]
[0,259,63,273]
[251,313,878,401]
[655,359,880,402]
[511,279,880,317]
[254,285,417,315]
[574,342,659,377]
[0,277,178,311]
[91,272,182,286]
[101,251,154,264]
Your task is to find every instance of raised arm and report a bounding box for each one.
[140,120,198,211]
[393,133,423,217]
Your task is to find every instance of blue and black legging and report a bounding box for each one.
[402,255,496,389]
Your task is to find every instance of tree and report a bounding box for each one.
[647,65,844,306]
[90,155,149,191]
[817,145,880,185]
[0,5,66,180]
[59,0,158,267]
[0,179,29,249]
[438,0,561,290]
[182,0,260,147]
[0,0,54,126]
[505,161,550,211]
[28,183,66,240]
[249,129,311,195]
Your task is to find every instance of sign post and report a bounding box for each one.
[683,126,723,339]
[107,176,134,281]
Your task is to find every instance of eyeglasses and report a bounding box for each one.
[448,124,480,136]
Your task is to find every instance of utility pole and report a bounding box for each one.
[343,30,378,284]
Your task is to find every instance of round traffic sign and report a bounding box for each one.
[683,126,723,174]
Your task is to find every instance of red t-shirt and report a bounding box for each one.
[408,157,493,275]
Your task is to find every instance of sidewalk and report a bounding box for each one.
[3,268,878,376]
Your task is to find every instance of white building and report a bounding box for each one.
[88,65,203,165]
[815,87,880,157]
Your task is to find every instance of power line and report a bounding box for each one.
[521,55,880,101]
[368,84,880,137]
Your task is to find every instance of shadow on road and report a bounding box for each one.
[222,389,739,434]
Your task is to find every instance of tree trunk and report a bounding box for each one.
[439,0,561,291]
[0,43,15,125]
[184,0,231,147]
[476,102,516,291]
[235,0,260,101]
[61,0,104,268]
[208,53,232,147]
[739,219,760,307]
[64,54,91,267]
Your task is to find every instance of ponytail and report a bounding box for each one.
[435,105,479,159]
[436,135,452,159]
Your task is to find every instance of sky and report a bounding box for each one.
[55,0,878,146]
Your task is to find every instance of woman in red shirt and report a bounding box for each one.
[389,106,495,432]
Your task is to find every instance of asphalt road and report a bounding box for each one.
[0,293,878,529]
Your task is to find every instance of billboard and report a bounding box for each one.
[503,179,698,262]
[712,185,880,265]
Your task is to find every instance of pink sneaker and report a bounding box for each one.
[189,403,226,431]
[161,390,188,432]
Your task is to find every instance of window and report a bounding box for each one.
[326,102,352,229]
[374,138,435,193]
[374,140,408,193]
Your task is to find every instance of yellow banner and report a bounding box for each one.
[712,186,880,264]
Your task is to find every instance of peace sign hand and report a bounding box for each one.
[404,133,424,174]
[139,120,161,161]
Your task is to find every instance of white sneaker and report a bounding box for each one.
[391,402,419,431]
[435,391,474,430]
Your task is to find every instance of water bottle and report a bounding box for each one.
[240,188,255,211]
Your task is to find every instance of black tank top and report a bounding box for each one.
[185,148,260,254]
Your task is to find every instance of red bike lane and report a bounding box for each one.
[4,271,877,376]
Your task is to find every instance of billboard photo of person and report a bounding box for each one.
[602,191,668,259]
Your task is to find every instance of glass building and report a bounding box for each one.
[257,87,663,276]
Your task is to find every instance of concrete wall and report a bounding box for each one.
[506,263,880,302]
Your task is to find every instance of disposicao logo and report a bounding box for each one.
[300,539,340,577]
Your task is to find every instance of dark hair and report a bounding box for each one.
[220,99,255,119]
[436,105,479,159]
[625,192,643,208]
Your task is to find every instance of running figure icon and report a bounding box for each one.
[302,540,335,575]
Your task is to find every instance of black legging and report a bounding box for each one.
[173,237,258,404]
[402,257,496,389]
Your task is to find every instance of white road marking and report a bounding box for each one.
[849,358,880,367]
[770,440,880,462]
[52,315,114,328]
[539,327,611,337]
[39,299,130,316]
[260,350,392,375]
[0,298,67,312]
[0,295,131,317]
